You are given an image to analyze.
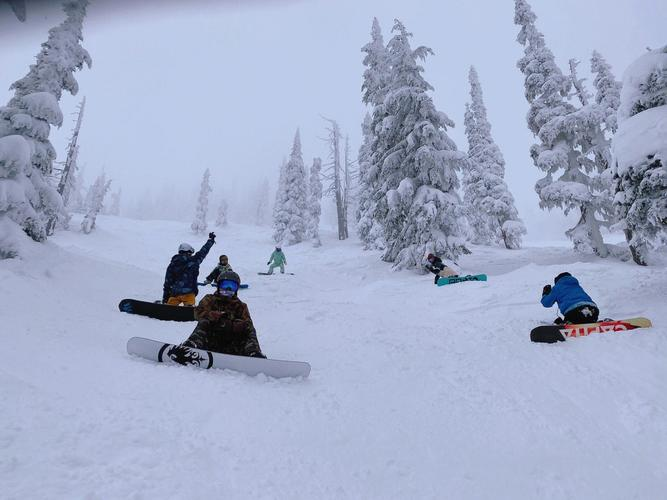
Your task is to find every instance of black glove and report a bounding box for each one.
[266,261,270,265]
[542,284,552,296]
[208,232,216,241]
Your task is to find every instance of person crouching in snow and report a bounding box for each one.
[181,271,266,358]
[424,253,457,284]
[541,272,599,324]
[203,254,233,285]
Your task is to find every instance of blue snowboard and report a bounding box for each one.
[437,274,487,286]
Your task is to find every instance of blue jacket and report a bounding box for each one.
[541,275,596,315]
[163,239,214,301]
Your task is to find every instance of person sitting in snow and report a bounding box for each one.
[181,271,266,358]
[203,254,233,285]
[162,233,215,306]
[541,272,599,324]
[424,253,458,284]
[266,246,287,274]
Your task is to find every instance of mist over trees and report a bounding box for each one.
[215,198,228,227]
[1,0,662,268]
[81,171,110,234]
[191,168,211,234]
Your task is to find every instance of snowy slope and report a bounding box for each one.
[2,215,666,499]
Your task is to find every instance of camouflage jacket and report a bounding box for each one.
[162,238,214,301]
[205,263,234,284]
[194,293,255,332]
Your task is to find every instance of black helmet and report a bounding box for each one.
[554,272,571,284]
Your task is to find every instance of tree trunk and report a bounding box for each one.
[625,228,647,266]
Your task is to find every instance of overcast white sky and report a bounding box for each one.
[1,0,665,238]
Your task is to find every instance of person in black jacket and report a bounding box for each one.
[424,253,458,284]
[163,233,215,305]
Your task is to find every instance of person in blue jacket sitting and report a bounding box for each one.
[541,272,599,324]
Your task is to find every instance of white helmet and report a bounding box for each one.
[178,243,195,253]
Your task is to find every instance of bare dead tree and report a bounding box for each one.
[47,96,86,234]
[321,117,348,240]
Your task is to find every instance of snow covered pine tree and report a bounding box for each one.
[374,19,468,269]
[463,66,525,249]
[0,0,91,257]
[514,0,612,257]
[612,46,667,265]
[357,18,391,251]
[272,130,308,245]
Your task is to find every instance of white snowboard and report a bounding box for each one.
[127,337,311,379]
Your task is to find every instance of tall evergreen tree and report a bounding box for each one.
[463,66,526,249]
[0,0,91,257]
[357,18,391,251]
[514,0,609,257]
[612,46,667,265]
[191,168,211,234]
[375,20,467,268]
[272,130,308,245]
[307,157,323,246]
[272,159,287,238]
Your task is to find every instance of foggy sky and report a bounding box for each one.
[1,0,665,238]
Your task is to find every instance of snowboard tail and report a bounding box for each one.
[127,337,310,378]
[119,299,196,322]
[437,274,487,286]
[530,317,652,343]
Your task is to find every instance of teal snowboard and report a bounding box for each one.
[437,274,487,286]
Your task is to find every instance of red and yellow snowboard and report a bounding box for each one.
[530,317,652,343]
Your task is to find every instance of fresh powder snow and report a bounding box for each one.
[1,214,666,499]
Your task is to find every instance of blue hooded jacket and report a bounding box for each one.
[541,275,596,315]
[163,238,214,301]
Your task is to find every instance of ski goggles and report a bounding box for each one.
[218,279,239,293]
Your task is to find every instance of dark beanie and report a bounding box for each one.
[554,272,572,284]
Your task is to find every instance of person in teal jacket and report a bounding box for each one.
[266,246,287,274]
